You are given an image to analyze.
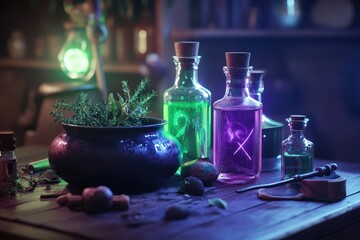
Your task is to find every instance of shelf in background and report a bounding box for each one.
[0,58,141,74]
[171,29,360,40]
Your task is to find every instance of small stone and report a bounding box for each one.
[179,176,204,196]
[82,186,113,214]
[164,204,189,221]
[181,158,218,186]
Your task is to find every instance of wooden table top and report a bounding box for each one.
[1,145,360,240]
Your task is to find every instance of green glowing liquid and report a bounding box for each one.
[163,101,210,164]
[282,152,313,179]
[63,48,90,74]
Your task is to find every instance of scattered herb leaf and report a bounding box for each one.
[179,176,204,196]
[208,198,228,210]
[0,177,24,199]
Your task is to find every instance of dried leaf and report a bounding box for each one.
[208,198,228,210]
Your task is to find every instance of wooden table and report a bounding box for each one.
[1,145,360,240]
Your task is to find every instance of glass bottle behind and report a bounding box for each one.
[8,31,26,59]
[213,52,262,184]
[249,70,283,172]
[163,41,211,166]
[281,115,313,179]
[0,131,17,182]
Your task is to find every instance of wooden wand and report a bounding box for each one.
[236,163,338,193]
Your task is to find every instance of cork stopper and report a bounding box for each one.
[174,41,199,57]
[290,115,307,121]
[225,52,251,68]
[0,131,16,151]
[287,115,309,130]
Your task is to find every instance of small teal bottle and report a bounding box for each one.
[281,115,313,179]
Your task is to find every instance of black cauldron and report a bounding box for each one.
[48,118,181,193]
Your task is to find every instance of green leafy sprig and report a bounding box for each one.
[51,78,156,127]
[0,177,24,199]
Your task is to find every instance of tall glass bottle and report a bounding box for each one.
[213,52,262,184]
[163,41,211,166]
[281,115,313,179]
[249,70,283,172]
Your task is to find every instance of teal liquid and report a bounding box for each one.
[282,152,312,179]
[163,101,210,164]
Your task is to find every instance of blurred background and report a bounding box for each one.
[0,0,359,162]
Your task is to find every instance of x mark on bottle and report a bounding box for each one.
[233,128,254,160]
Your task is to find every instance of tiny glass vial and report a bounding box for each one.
[281,115,313,179]
[213,52,262,184]
[0,131,17,181]
[163,42,211,166]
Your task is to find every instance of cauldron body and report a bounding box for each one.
[48,118,181,193]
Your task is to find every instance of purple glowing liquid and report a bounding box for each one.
[213,108,262,184]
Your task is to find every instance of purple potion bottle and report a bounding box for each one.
[213,52,262,184]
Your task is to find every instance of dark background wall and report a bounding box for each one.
[161,0,360,162]
[0,0,359,163]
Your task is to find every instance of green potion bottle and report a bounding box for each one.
[163,41,211,167]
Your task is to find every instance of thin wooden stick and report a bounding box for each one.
[236,163,338,193]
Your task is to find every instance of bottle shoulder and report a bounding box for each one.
[282,136,313,148]
[213,96,262,110]
[163,85,211,102]
[304,138,314,146]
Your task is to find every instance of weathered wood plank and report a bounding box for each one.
[2,148,360,240]
[0,218,92,240]
[171,173,360,240]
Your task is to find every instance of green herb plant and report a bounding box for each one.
[51,78,156,127]
[0,177,24,199]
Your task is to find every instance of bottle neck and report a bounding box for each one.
[249,80,264,102]
[224,67,252,98]
[173,56,200,87]
[287,117,308,139]
[289,129,305,139]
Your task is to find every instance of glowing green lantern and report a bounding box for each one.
[58,27,95,81]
